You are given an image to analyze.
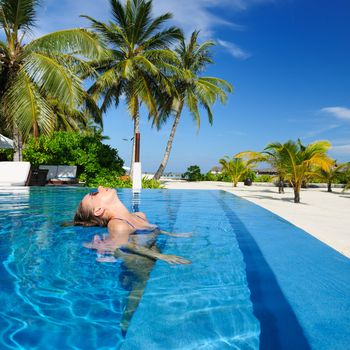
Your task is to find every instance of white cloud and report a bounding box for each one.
[31,1,271,46]
[330,144,350,155]
[152,0,245,38]
[321,107,350,121]
[26,0,273,59]
[33,0,110,38]
[302,124,339,139]
[217,39,250,59]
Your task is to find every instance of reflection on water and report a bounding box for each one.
[0,188,260,349]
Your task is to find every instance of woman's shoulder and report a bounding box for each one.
[132,212,146,220]
[108,218,134,233]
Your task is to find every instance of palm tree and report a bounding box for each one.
[219,156,250,187]
[236,145,288,193]
[314,161,349,192]
[0,0,104,161]
[47,93,103,132]
[153,31,233,180]
[83,0,182,174]
[276,139,333,203]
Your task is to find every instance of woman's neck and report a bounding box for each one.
[106,201,130,221]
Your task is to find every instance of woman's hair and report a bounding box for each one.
[73,201,109,227]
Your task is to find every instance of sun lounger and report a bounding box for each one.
[39,165,77,184]
[0,161,31,186]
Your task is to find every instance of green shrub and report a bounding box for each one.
[182,165,203,181]
[215,172,230,182]
[85,174,163,189]
[23,131,125,184]
[0,149,13,161]
[142,178,164,189]
[243,169,257,182]
[83,170,132,188]
[255,174,272,182]
[203,171,217,181]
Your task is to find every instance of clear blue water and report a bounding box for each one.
[0,188,350,350]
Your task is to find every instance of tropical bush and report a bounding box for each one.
[255,174,272,183]
[203,171,217,181]
[312,161,350,192]
[182,165,203,181]
[219,157,252,187]
[141,178,164,189]
[83,175,164,189]
[83,170,131,188]
[0,149,13,161]
[23,131,125,183]
[243,169,257,182]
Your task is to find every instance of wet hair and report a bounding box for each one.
[73,201,109,227]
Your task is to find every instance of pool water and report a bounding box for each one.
[0,188,349,350]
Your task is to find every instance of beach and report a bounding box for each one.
[162,180,350,258]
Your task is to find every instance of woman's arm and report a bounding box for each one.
[158,230,192,238]
[116,242,191,265]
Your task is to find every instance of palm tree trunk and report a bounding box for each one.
[129,100,140,179]
[153,100,184,180]
[293,185,301,203]
[278,177,285,194]
[12,125,23,162]
[327,181,332,192]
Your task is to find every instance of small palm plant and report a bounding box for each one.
[278,139,333,203]
[237,139,333,203]
[236,145,288,194]
[0,0,104,160]
[219,157,250,187]
[314,161,349,192]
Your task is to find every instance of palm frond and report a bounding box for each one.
[25,28,104,60]
[186,90,200,129]
[110,0,130,33]
[142,27,183,50]
[1,0,38,31]
[4,69,54,137]
[139,13,174,43]
[200,77,233,93]
[23,52,84,108]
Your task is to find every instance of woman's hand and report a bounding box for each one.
[159,254,191,265]
[159,230,192,238]
[118,242,191,265]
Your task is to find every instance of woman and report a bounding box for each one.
[74,186,191,264]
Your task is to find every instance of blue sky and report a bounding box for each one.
[33,0,350,172]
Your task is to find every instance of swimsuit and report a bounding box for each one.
[96,215,158,260]
[111,214,158,233]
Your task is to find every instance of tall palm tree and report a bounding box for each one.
[83,0,182,174]
[275,139,333,203]
[219,156,250,187]
[153,31,233,180]
[0,0,104,161]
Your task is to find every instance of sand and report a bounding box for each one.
[162,180,350,258]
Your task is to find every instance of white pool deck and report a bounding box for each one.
[162,180,350,258]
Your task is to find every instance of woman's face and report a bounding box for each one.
[81,186,117,213]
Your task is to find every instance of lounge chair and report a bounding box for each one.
[39,165,77,184]
[0,161,31,186]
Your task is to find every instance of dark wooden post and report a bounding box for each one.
[135,133,140,162]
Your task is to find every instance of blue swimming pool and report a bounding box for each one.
[0,188,349,349]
